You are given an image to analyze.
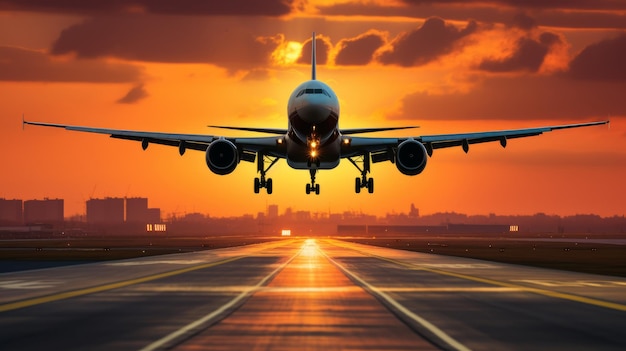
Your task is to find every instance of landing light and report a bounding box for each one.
[310,150,318,158]
[342,138,351,146]
[277,138,284,145]
[310,140,318,148]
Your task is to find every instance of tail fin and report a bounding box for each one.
[311,32,316,80]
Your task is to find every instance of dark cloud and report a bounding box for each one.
[319,3,626,29]
[391,76,625,121]
[510,12,536,30]
[117,83,148,104]
[568,34,626,82]
[335,32,385,66]
[0,46,142,82]
[478,32,561,73]
[297,36,331,65]
[0,0,293,16]
[50,15,279,69]
[379,17,477,67]
[399,0,626,11]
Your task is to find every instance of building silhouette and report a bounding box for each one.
[86,198,124,224]
[23,198,63,224]
[267,205,278,219]
[0,198,23,225]
[126,197,160,223]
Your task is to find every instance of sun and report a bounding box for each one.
[271,41,303,66]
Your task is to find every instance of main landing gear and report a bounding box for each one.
[348,152,374,194]
[254,152,278,194]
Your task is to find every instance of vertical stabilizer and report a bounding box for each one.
[311,32,316,80]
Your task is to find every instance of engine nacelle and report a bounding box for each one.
[396,139,428,176]
[206,139,239,175]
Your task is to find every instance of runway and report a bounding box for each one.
[1,238,625,350]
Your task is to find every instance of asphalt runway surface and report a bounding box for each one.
[1,238,625,350]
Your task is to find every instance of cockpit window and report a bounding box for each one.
[297,88,331,98]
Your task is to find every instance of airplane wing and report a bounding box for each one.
[343,120,610,158]
[22,120,284,159]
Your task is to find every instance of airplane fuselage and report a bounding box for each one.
[286,79,341,169]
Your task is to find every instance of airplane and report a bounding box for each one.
[23,33,608,195]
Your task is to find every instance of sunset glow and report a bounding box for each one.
[1,1,624,218]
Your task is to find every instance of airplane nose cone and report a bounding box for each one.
[297,105,330,124]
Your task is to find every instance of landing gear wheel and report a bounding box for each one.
[367,178,374,193]
[266,178,273,194]
[254,178,261,194]
[355,177,361,193]
[306,183,311,194]
[315,184,320,195]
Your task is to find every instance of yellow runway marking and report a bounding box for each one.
[0,239,296,313]
[330,240,626,313]
[321,245,472,351]
[0,256,243,313]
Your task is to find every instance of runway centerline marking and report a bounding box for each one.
[331,240,626,313]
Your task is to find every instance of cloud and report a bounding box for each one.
[0,46,142,82]
[391,75,626,121]
[50,15,280,69]
[318,2,626,29]
[379,17,478,67]
[0,0,293,16]
[568,34,626,82]
[510,12,537,30]
[297,35,332,65]
[335,32,385,66]
[117,83,148,104]
[478,32,562,73]
[240,68,272,81]
[398,0,626,11]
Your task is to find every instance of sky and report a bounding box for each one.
[1,0,625,219]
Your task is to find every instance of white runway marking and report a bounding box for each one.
[105,260,205,266]
[417,263,498,269]
[138,247,301,351]
[133,285,519,294]
[0,280,61,290]
[515,280,626,288]
[320,242,473,351]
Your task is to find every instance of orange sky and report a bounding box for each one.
[1,1,625,218]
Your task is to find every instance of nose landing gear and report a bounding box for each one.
[306,169,320,195]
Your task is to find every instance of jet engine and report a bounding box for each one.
[396,139,428,175]
[206,139,239,175]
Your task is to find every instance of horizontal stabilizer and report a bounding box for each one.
[341,126,419,135]
[208,125,288,134]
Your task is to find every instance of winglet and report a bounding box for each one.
[311,32,316,80]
